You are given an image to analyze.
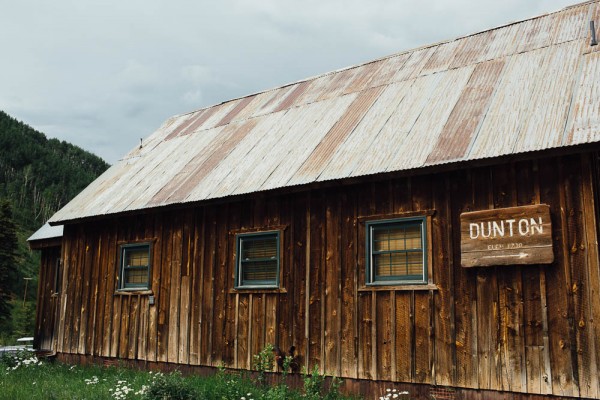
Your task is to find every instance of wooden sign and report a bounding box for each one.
[460,204,553,268]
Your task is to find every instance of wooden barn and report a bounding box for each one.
[31,1,600,398]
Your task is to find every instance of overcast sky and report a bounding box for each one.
[0,0,580,164]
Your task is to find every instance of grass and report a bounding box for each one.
[0,351,366,400]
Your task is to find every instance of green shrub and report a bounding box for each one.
[302,364,344,400]
[252,343,274,386]
[142,371,196,400]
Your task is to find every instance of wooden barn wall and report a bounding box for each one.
[34,246,60,351]
[54,153,600,398]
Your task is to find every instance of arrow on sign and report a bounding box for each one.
[481,252,528,260]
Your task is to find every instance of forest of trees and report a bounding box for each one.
[0,110,109,341]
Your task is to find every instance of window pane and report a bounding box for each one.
[242,237,277,259]
[373,224,422,252]
[242,260,277,282]
[126,249,149,267]
[125,268,147,285]
[369,219,425,284]
[121,245,150,290]
[237,233,279,287]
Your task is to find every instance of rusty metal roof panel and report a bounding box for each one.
[514,40,584,152]
[317,81,413,182]
[426,59,506,164]
[214,95,256,127]
[293,73,336,106]
[552,3,591,44]
[481,23,521,61]
[449,31,494,69]
[254,84,299,117]
[260,95,357,192]
[218,99,346,198]
[387,66,475,172]
[49,2,600,224]
[516,11,555,53]
[468,48,548,159]
[289,86,384,186]
[343,61,386,94]
[566,51,600,145]
[131,126,229,209]
[351,73,443,177]
[184,111,290,201]
[420,40,461,75]
[391,46,436,82]
[96,133,204,215]
[366,53,412,88]
[316,68,359,102]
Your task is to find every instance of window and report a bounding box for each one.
[366,217,427,285]
[119,243,151,290]
[235,232,280,288]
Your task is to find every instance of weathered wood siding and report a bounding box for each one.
[53,153,600,397]
[34,245,60,351]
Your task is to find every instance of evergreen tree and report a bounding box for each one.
[0,200,18,330]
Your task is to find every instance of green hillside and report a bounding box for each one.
[0,110,110,339]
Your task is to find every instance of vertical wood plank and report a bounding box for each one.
[88,226,103,356]
[189,207,204,365]
[357,182,372,380]
[291,193,308,371]
[414,291,432,383]
[358,291,373,379]
[118,295,129,358]
[304,193,311,372]
[93,224,108,356]
[78,229,91,356]
[494,163,525,393]
[102,223,118,357]
[265,294,277,349]
[540,157,577,397]
[565,154,597,398]
[147,213,163,362]
[178,276,191,364]
[376,291,392,381]
[201,207,216,366]
[395,291,412,382]
[340,188,358,379]
[432,174,455,386]
[237,293,249,369]
[157,213,173,363]
[308,192,323,370]
[581,153,600,397]
[412,175,434,385]
[128,295,140,359]
[211,204,229,365]
[225,203,241,367]
[68,226,84,353]
[178,209,193,365]
[167,213,182,363]
[324,190,341,376]
[452,169,478,388]
[248,294,253,368]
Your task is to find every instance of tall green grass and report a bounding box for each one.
[0,351,364,400]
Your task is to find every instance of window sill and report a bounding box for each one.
[358,283,438,292]
[229,288,287,294]
[114,290,153,296]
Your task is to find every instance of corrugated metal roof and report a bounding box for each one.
[49,1,600,224]
[27,223,63,242]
